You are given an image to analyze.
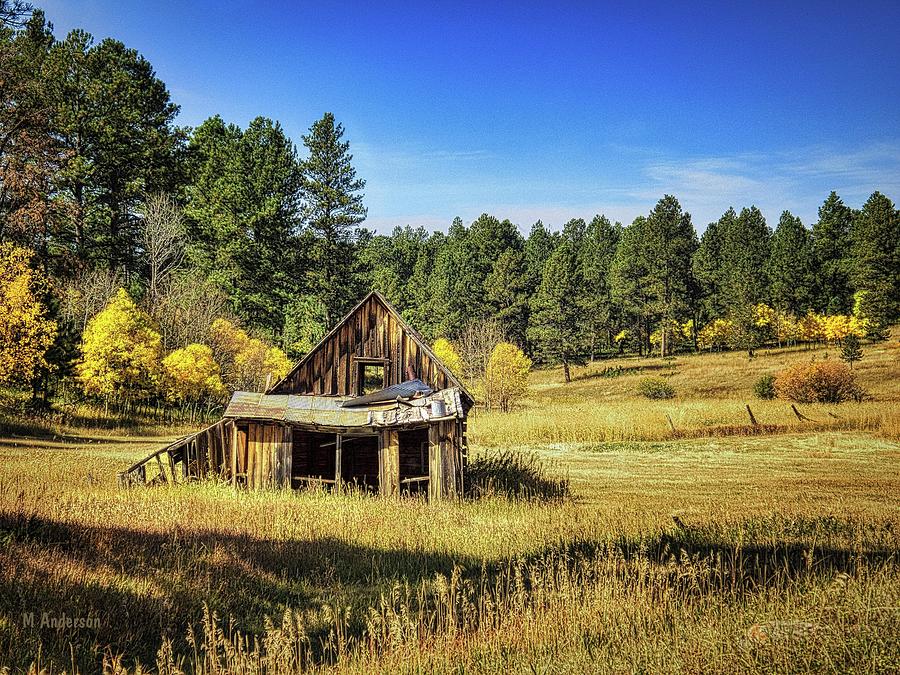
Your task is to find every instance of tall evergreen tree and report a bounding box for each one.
[427,218,482,338]
[610,217,654,354]
[611,197,697,356]
[849,191,900,327]
[184,115,303,336]
[301,112,367,324]
[692,209,733,323]
[812,191,854,313]
[642,196,697,355]
[528,238,581,382]
[485,248,529,347]
[579,214,620,358]
[766,210,815,314]
[720,206,771,310]
[404,231,444,337]
[45,29,184,271]
[523,220,556,294]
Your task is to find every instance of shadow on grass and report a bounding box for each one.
[1,509,895,672]
[465,450,570,501]
[570,362,673,382]
[0,510,477,672]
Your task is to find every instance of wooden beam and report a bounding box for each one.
[428,424,443,501]
[279,425,293,488]
[335,433,342,488]
[380,430,400,498]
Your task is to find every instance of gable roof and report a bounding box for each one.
[267,291,475,406]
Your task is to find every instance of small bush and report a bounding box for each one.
[753,374,776,400]
[774,361,864,403]
[465,450,569,501]
[637,377,675,400]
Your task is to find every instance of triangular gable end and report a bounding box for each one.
[268,291,474,406]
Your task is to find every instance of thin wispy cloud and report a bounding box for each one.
[358,140,900,233]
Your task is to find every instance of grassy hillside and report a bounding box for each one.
[0,339,898,672]
[470,337,900,445]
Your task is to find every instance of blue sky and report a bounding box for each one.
[41,1,900,233]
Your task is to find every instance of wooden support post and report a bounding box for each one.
[428,423,443,501]
[334,434,342,490]
[168,451,176,484]
[443,420,459,500]
[380,430,400,498]
[279,425,292,488]
[155,454,167,484]
[745,404,758,426]
[219,422,227,479]
[247,424,257,489]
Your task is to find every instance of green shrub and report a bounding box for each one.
[774,361,864,403]
[753,374,776,400]
[636,377,675,400]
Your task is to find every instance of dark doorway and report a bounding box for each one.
[399,427,429,495]
[291,430,336,488]
[340,434,380,491]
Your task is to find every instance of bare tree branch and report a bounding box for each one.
[138,193,185,304]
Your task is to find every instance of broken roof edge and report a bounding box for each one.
[223,386,466,429]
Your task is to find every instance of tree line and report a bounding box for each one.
[365,190,898,381]
[1,2,898,404]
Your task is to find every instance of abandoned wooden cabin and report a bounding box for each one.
[119,291,475,500]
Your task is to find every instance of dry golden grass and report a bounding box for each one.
[469,335,900,445]
[0,335,898,673]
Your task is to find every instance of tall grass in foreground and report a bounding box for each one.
[151,535,898,674]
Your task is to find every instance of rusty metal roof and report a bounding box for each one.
[224,387,465,428]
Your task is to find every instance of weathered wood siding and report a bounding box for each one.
[271,294,454,396]
[230,422,291,489]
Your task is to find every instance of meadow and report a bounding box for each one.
[0,338,898,673]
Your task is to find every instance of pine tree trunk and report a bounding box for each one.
[563,359,571,383]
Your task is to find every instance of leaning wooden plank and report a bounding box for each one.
[155,454,168,485]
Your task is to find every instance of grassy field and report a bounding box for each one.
[0,338,898,672]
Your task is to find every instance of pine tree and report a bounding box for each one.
[610,197,696,357]
[45,29,184,271]
[812,192,854,313]
[693,210,733,322]
[766,210,815,314]
[840,333,863,369]
[301,112,367,324]
[524,220,557,295]
[641,196,698,356]
[485,249,529,347]
[720,206,771,310]
[849,191,900,327]
[528,239,581,382]
[185,115,304,336]
[579,214,620,359]
[610,217,654,355]
[426,218,486,338]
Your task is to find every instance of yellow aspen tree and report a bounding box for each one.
[161,343,226,403]
[432,338,464,377]
[76,288,162,399]
[484,342,532,412]
[210,318,290,391]
[0,243,57,385]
